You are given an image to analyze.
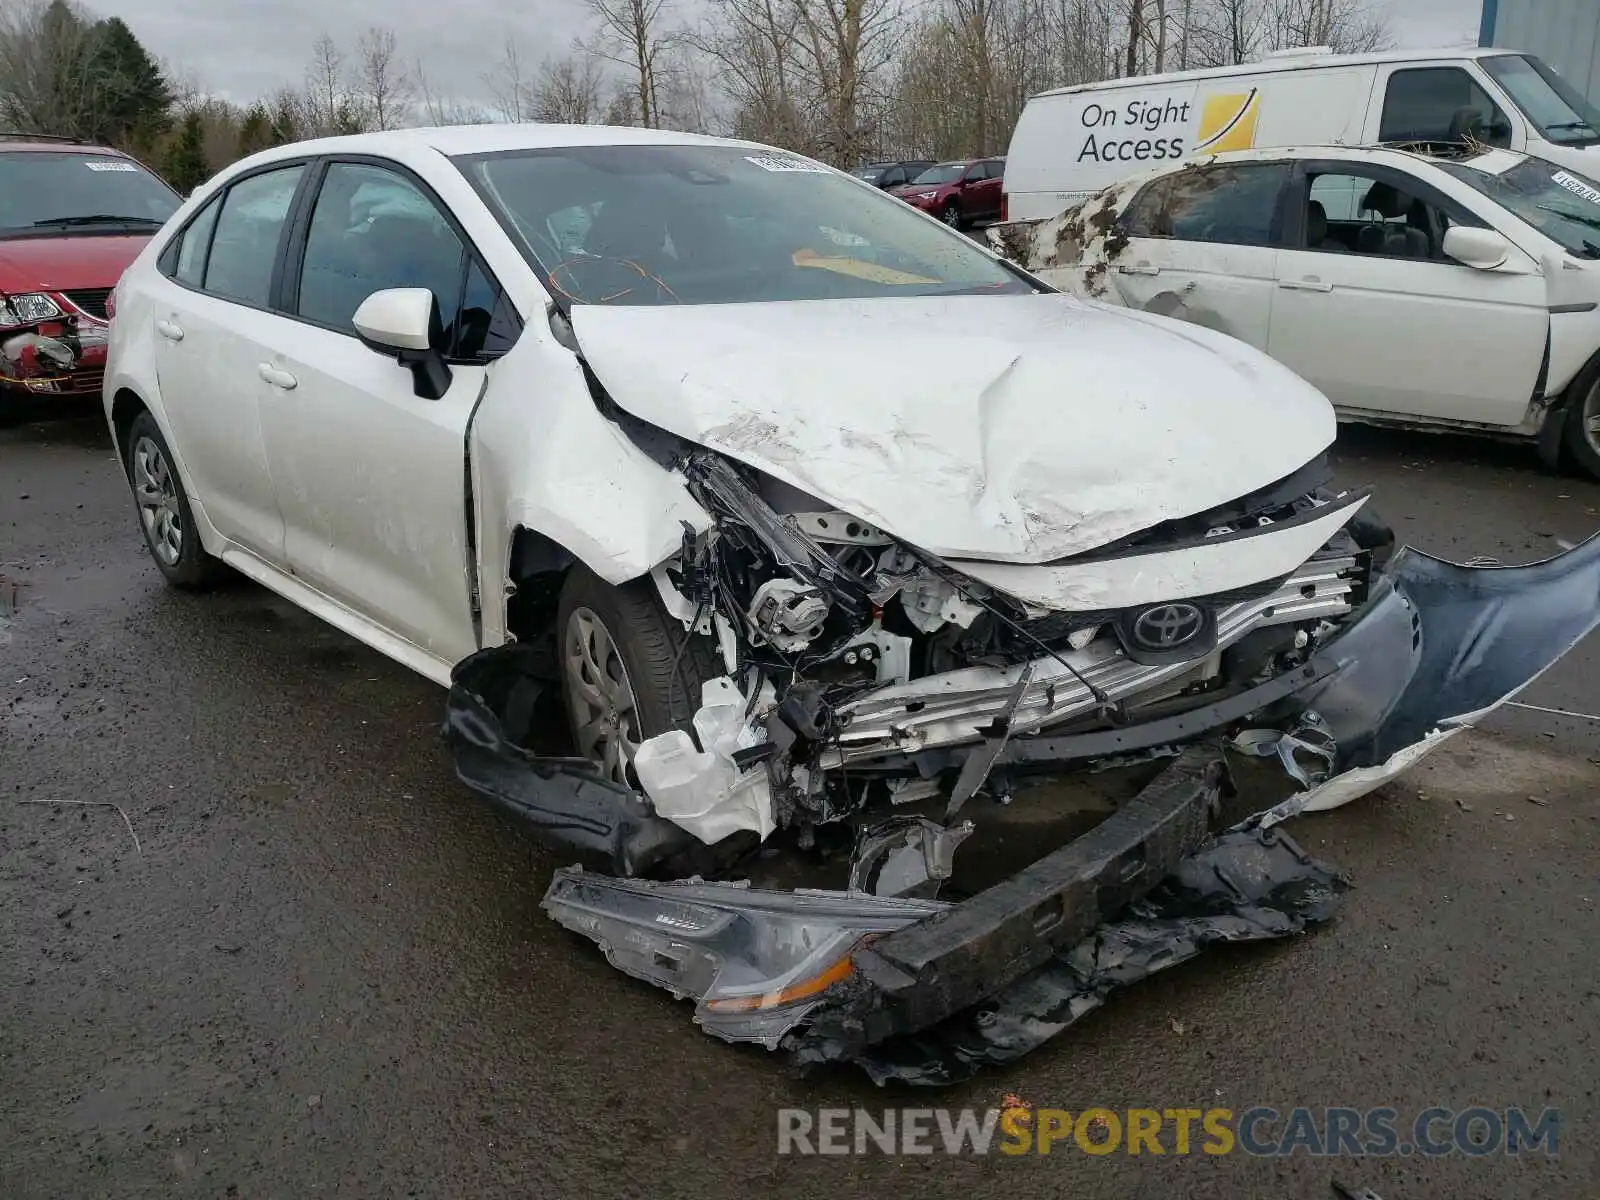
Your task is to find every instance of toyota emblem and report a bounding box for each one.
[1131,602,1207,650]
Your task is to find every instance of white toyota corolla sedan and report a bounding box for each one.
[103,125,1600,1067]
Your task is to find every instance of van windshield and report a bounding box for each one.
[1481,55,1600,147]
[1438,155,1600,258]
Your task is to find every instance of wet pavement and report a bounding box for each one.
[3,408,1598,1199]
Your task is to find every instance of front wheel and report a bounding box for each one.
[942,200,964,229]
[125,411,225,589]
[556,565,719,787]
[1561,359,1600,481]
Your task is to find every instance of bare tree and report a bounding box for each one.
[414,60,493,126]
[583,0,676,128]
[687,0,807,148]
[303,34,364,134]
[0,0,107,137]
[531,50,605,123]
[485,41,531,122]
[791,0,906,166]
[356,27,414,130]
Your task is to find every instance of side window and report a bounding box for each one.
[1120,177,1173,237]
[882,167,904,186]
[203,165,306,306]
[1127,163,1289,246]
[1380,68,1512,147]
[296,162,465,338]
[1301,170,1471,261]
[453,259,522,359]
[171,195,222,288]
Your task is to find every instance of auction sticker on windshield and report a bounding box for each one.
[746,154,829,173]
[1552,171,1600,205]
[84,160,138,172]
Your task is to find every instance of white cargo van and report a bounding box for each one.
[1003,47,1600,221]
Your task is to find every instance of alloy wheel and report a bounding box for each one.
[563,606,644,785]
[132,436,182,567]
[1584,376,1600,456]
[942,204,962,227]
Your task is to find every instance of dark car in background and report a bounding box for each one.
[0,135,182,404]
[852,159,935,190]
[890,157,1006,229]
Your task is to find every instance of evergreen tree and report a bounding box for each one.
[267,92,301,146]
[237,103,272,157]
[83,16,173,148]
[162,111,208,194]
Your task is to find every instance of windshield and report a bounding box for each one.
[1481,55,1600,147]
[854,167,885,182]
[911,163,968,185]
[1438,155,1600,258]
[0,151,181,233]
[453,144,1031,307]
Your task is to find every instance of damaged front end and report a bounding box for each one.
[1,293,109,394]
[444,422,1600,1081]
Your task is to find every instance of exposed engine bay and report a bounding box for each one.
[633,447,1380,848]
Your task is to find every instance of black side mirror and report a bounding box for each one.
[352,287,454,401]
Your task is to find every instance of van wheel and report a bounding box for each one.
[1561,358,1600,481]
[942,200,964,229]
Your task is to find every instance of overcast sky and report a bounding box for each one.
[85,0,1487,110]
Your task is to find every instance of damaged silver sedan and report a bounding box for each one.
[105,125,1600,1083]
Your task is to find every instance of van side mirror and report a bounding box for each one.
[353,287,453,400]
[1442,226,1512,271]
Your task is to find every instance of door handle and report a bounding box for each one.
[1279,278,1333,292]
[156,319,184,342]
[258,364,298,390]
[1118,263,1161,276]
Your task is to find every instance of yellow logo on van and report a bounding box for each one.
[1195,89,1260,153]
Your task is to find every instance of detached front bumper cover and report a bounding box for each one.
[463,534,1600,1081]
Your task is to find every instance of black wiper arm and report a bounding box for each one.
[31,214,164,227]
[1544,121,1600,132]
[1536,203,1600,232]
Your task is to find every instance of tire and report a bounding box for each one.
[556,564,720,786]
[941,200,964,229]
[1560,356,1600,481]
[124,411,226,589]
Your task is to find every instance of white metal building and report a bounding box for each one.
[1480,0,1600,107]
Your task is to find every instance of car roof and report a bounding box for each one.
[1032,46,1525,100]
[1152,143,1516,172]
[252,123,767,163]
[0,136,127,155]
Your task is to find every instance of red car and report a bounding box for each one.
[889,157,1006,229]
[0,136,182,401]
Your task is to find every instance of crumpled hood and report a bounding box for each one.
[571,294,1336,563]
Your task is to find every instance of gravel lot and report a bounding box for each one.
[3,407,1597,1198]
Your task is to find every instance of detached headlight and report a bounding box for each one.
[542,867,946,1047]
[0,292,62,327]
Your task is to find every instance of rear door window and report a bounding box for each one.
[172,196,222,288]
[202,165,307,306]
[1122,163,1290,246]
